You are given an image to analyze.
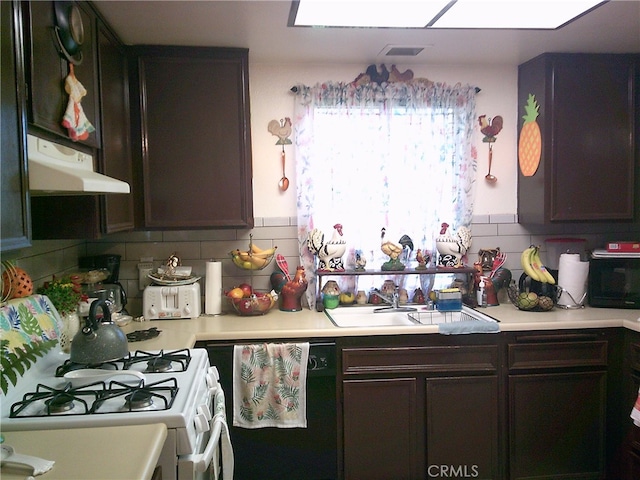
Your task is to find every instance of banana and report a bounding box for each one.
[247,255,269,269]
[520,246,541,282]
[250,245,277,257]
[530,248,556,284]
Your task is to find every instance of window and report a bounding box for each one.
[293,81,478,309]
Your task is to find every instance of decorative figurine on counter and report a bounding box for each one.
[354,250,367,271]
[321,280,341,309]
[307,224,347,272]
[380,228,414,271]
[279,266,308,312]
[415,249,431,270]
[412,288,425,304]
[478,248,501,273]
[435,222,472,268]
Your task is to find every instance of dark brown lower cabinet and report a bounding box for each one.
[339,337,501,480]
[507,333,609,480]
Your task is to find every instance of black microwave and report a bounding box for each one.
[589,256,640,308]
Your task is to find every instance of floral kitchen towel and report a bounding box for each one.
[233,342,309,428]
[631,386,640,427]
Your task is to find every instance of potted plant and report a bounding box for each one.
[37,275,83,316]
[37,275,84,352]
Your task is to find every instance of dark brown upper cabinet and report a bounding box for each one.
[96,21,134,234]
[2,0,31,252]
[23,1,101,148]
[133,46,253,229]
[517,53,638,223]
[29,7,134,240]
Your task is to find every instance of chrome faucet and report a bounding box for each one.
[371,286,416,313]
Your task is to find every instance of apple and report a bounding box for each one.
[227,287,244,299]
[236,298,254,314]
[238,283,253,297]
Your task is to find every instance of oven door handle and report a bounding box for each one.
[184,388,234,479]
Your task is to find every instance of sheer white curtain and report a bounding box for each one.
[292,80,478,309]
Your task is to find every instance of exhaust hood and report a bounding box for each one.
[27,134,130,195]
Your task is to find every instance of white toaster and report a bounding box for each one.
[143,283,201,320]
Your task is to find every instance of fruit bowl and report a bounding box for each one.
[227,291,276,316]
[507,282,556,312]
[230,249,276,271]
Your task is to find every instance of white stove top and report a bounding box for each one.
[1,347,212,433]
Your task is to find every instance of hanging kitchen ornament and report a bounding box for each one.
[478,114,503,184]
[61,63,95,142]
[268,117,293,191]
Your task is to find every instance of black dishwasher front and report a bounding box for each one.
[203,341,337,480]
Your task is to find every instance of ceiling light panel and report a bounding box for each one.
[293,0,451,28]
[430,0,606,29]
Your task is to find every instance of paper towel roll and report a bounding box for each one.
[557,253,589,307]
[205,261,222,315]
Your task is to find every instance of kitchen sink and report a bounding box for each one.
[325,305,498,328]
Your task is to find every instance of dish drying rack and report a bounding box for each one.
[408,309,487,325]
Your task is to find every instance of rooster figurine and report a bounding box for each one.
[380,228,414,271]
[307,224,347,272]
[268,117,292,145]
[436,222,472,268]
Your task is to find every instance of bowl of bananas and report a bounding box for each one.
[230,242,277,271]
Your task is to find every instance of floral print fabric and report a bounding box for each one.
[233,343,309,428]
[0,295,62,394]
[292,80,478,309]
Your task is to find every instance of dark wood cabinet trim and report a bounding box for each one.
[342,345,499,375]
[508,340,608,370]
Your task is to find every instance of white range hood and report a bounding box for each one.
[27,134,130,195]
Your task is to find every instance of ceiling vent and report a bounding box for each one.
[380,45,431,57]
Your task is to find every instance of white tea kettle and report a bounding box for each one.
[70,299,129,364]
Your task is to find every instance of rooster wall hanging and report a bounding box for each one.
[268,117,292,191]
[478,114,503,184]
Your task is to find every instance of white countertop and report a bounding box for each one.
[0,424,167,480]
[120,303,640,349]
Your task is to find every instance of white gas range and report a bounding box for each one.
[1,347,233,480]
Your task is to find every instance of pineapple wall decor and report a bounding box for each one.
[518,93,542,177]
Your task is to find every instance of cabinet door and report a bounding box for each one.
[137,47,253,229]
[518,53,636,223]
[1,0,31,252]
[97,23,134,233]
[508,371,606,479]
[25,1,100,148]
[426,376,499,480]
[343,378,421,480]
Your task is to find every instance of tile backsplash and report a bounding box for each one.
[3,215,640,317]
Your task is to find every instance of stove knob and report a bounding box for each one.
[194,411,210,433]
[206,367,220,389]
[198,404,212,421]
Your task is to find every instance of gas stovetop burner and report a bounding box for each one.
[124,349,191,373]
[126,327,161,342]
[125,390,154,410]
[45,394,76,414]
[10,383,98,418]
[56,359,121,377]
[94,378,179,413]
